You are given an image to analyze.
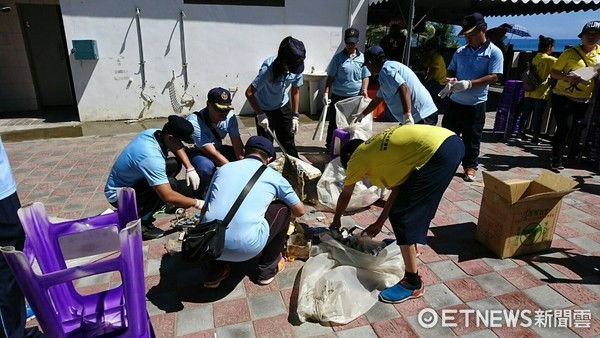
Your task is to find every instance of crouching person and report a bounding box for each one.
[200,136,305,287]
[330,125,464,303]
[104,115,203,240]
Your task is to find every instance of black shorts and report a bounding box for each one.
[389,135,464,245]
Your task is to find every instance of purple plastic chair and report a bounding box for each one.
[1,188,154,337]
[330,128,351,159]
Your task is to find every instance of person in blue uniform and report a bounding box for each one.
[245,36,305,158]
[105,115,203,240]
[322,27,371,149]
[186,87,244,197]
[200,136,305,288]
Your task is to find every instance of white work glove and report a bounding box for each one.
[438,82,453,98]
[185,168,200,190]
[452,80,472,93]
[292,116,300,134]
[256,113,269,130]
[194,199,204,209]
[403,113,415,125]
[322,95,331,106]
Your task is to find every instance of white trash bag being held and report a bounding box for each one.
[335,96,373,141]
[316,157,388,211]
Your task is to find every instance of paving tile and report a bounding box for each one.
[370,317,418,337]
[175,305,214,336]
[528,323,579,338]
[428,260,468,281]
[481,257,518,271]
[445,278,490,303]
[276,266,301,290]
[393,297,430,318]
[294,320,334,338]
[248,291,287,320]
[566,236,600,253]
[213,298,251,327]
[422,283,462,309]
[495,291,539,312]
[404,314,456,337]
[252,314,296,338]
[335,324,378,337]
[467,297,507,313]
[418,264,443,286]
[455,259,494,276]
[149,312,177,338]
[364,302,400,323]
[567,312,600,338]
[473,273,517,297]
[497,267,544,290]
[330,315,369,332]
[549,283,600,306]
[523,285,574,309]
[492,326,539,338]
[214,322,255,338]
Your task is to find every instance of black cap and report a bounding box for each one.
[364,45,385,64]
[578,20,600,38]
[162,115,194,144]
[344,28,359,44]
[281,37,306,75]
[207,87,234,110]
[245,135,275,158]
[459,12,485,35]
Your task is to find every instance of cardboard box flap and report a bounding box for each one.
[482,171,529,204]
[532,170,578,192]
[515,189,576,204]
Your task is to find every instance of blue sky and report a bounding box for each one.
[457,9,600,39]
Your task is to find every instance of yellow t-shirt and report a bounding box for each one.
[421,53,447,85]
[525,52,557,100]
[552,44,600,100]
[345,125,455,188]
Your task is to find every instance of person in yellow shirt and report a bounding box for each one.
[330,125,464,303]
[420,41,447,114]
[550,21,600,170]
[518,35,557,145]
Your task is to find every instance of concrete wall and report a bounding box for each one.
[58,0,368,121]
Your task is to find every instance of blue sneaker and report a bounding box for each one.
[25,303,35,322]
[379,278,424,304]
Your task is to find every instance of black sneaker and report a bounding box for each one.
[530,137,540,145]
[141,222,165,240]
[551,158,564,170]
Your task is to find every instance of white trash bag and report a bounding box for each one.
[297,233,404,324]
[316,157,388,211]
[335,96,373,141]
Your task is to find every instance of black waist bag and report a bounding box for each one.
[181,164,267,262]
[182,219,226,262]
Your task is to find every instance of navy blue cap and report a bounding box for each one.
[579,20,600,37]
[162,115,194,144]
[459,12,485,35]
[364,45,385,64]
[345,28,359,44]
[245,135,275,158]
[207,87,234,110]
[281,37,306,75]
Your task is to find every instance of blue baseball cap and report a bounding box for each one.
[162,115,194,144]
[280,37,306,74]
[245,136,275,158]
[364,45,385,64]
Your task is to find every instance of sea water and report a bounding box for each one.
[454,37,581,52]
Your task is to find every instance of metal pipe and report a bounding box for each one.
[403,0,415,65]
[180,11,188,89]
[135,8,146,88]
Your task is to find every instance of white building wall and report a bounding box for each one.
[59,0,369,122]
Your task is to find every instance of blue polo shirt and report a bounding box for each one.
[448,40,504,105]
[104,129,169,203]
[187,108,240,149]
[251,56,304,111]
[0,136,17,200]
[202,157,300,262]
[376,60,437,124]
[327,50,371,97]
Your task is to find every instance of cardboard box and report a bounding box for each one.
[476,170,577,258]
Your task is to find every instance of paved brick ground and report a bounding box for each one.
[4,114,600,337]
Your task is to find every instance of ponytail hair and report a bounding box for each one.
[537,35,555,53]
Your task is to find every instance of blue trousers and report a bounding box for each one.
[186,145,237,198]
